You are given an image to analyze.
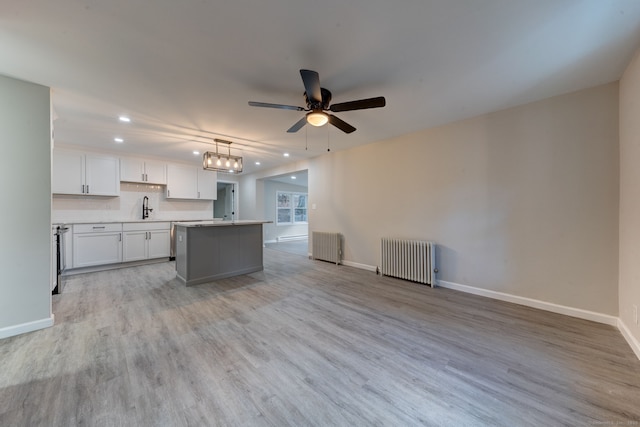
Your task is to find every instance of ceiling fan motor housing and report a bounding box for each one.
[304,88,332,110]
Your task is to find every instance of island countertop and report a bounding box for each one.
[173,220,271,227]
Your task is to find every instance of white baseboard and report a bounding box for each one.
[277,235,308,242]
[342,260,377,272]
[437,280,618,326]
[0,315,54,340]
[618,319,640,361]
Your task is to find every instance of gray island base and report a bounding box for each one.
[174,221,269,286]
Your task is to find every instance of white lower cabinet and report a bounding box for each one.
[69,222,170,270]
[73,223,123,268]
[122,231,148,262]
[122,222,170,262]
[148,230,171,259]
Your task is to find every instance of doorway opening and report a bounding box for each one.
[261,170,309,255]
[215,181,236,221]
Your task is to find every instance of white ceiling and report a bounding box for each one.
[2,1,640,175]
[266,170,309,188]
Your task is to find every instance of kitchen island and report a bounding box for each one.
[173,220,270,286]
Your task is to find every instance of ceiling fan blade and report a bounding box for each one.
[300,69,322,104]
[328,114,356,134]
[329,96,386,112]
[248,101,305,111]
[287,116,308,133]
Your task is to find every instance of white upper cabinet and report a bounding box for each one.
[85,154,121,195]
[166,164,216,200]
[53,149,120,196]
[166,164,197,199]
[52,149,84,195]
[144,161,167,184]
[197,168,217,200]
[120,157,166,184]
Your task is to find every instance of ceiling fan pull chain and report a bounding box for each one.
[327,125,330,152]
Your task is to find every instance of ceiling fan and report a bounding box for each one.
[248,69,386,134]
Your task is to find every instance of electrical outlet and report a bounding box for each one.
[634,305,638,325]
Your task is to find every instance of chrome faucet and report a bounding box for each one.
[142,196,153,219]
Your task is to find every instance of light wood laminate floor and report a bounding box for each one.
[1,249,639,426]
[264,239,309,257]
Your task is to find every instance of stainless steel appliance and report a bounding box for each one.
[53,225,69,294]
[170,222,176,260]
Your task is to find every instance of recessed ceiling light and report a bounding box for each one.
[114,137,124,143]
[118,116,131,123]
[284,153,290,157]
[193,150,200,155]
[255,161,261,165]
[291,176,296,180]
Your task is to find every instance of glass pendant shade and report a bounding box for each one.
[307,110,329,127]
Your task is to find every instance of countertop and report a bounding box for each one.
[173,220,271,227]
[53,219,217,225]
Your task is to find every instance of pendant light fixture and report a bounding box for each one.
[203,139,243,174]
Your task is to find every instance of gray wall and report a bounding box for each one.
[619,48,640,347]
[308,83,620,315]
[0,74,52,337]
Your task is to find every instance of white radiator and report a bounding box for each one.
[312,232,341,265]
[381,238,436,287]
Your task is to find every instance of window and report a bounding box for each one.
[277,191,307,225]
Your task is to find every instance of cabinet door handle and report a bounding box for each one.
[92,226,105,230]
[141,173,145,181]
[119,233,122,242]
[82,184,85,194]
[145,173,148,181]
[86,185,90,194]
[167,190,170,197]
[198,191,200,199]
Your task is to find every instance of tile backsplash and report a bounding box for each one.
[52,182,214,223]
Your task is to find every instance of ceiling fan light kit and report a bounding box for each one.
[307,110,328,127]
[249,69,386,134]
[203,139,243,174]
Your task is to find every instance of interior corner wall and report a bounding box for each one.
[309,82,619,315]
[619,48,640,342]
[0,75,52,336]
